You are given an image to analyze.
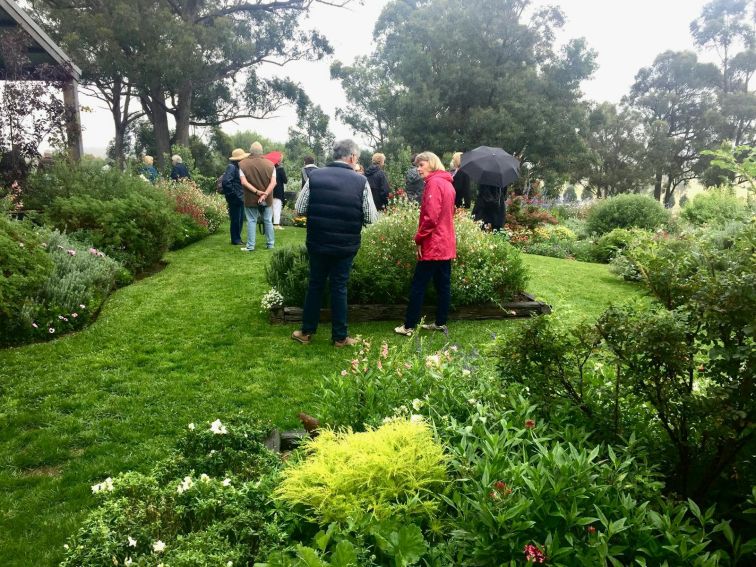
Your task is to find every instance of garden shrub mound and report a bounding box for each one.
[275,419,447,524]
[585,194,670,235]
[266,198,528,308]
[60,419,284,567]
[680,187,752,227]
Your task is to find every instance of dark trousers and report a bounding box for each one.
[302,252,355,341]
[404,260,452,329]
[226,196,244,244]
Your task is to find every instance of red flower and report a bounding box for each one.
[586,525,596,534]
[524,419,536,429]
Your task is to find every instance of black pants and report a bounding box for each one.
[404,260,452,329]
[226,195,244,244]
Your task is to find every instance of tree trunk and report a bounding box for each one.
[145,88,171,169]
[174,81,193,147]
[654,172,663,201]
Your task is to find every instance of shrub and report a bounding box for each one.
[155,178,227,235]
[267,205,528,307]
[593,227,652,263]
[0,214,53,341]
[275,419,447,525]
[44,191,178,273]
[585,194,670,235]
[680,188,752,227]
[505,195,558,231]
[61,419,284,567]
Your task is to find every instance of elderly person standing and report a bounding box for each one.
[221,148,248,245]
[395,151,456,336]
[170,154,191,181]
[365,152,390,210]
[292,139,378,348]
[140,155,158,184]
[239,142,276,251]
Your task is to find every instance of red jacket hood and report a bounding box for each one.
[425,169,453,184]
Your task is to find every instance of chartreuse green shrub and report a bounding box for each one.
[274,419,447,525]
[266,245,312,307]
[60,419,285,567]
[585,194,670,235]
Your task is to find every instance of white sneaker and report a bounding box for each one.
[420,323,448,333]
[394,325,413,336]
[240,247,254,252]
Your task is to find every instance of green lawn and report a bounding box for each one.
[0,227,644,565]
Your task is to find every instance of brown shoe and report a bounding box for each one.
[291,330,312,344]
[333,336,359,348]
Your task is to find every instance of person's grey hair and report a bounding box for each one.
[249,141,263,156]
[171,154,182,163]
[332,139,359,161]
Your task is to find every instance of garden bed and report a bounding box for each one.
[269,292,550,324]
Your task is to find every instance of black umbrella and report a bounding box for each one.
[459,146,520,188]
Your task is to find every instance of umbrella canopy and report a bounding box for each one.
[264,150,283,165]
[459,146,520,188]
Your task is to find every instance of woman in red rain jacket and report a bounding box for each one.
[395,151,456,336]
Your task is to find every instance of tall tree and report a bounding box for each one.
[626,51,721,204]
[359,0,596,186]
[286,100,334,164]
[35,0,351,166]
[578,103,651,198]
[330,55,397,149]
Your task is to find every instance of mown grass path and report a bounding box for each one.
[0,227,643,565]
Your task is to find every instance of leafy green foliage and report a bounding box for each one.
[681,187,752,227]
[266,245,312,307]
[585,194,670,235]
[60,420,284,567]
[275,419,446,524]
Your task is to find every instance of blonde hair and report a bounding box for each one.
[414,151,445,172]
[371,152,385,165]
[143,155,154,166]
[451,151,463,169]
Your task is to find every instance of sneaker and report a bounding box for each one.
[420,323,448,333]
[394,325,414,336]
[333,336,359,347]
[291,330,312,344]
[274,225,284,230]
[240,247,255,252]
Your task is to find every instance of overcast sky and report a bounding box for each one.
[77,0,714,156]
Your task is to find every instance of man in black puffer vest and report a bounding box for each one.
[292,139,378,347]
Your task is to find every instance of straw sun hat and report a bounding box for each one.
[229,148,249,161]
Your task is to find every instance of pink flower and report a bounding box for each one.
[524,419,536,429]
[79,304,86,310]
[48,328,55,334]
[32,322,38,329]
[71,313,78,318]
[523,544,546,563]
[377,360,383,371]
[380,342,389,359]
[340,370,347,376]
[66,249,76,256]
[351,359,359,370]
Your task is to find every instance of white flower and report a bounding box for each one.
[188,422,195,430]
[210,419,228,434]
[425,354,441,368]
[410,414,425,424]
[200,473,210,483]
[127,536,137,547]
[222,477,232,487]
[63,544,69,550]
[411,398,424,411]
[153,540,166,553]
[91,477,114,494]
[227,562,233,567]
[124,557,133,566]
[177,475,193,494]
[467,398,478,405]
[462,369,471,376]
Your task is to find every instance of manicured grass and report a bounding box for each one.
[0,227,644,565]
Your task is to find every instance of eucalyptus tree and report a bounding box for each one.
[34,0,351,166]
[626,51,721,204]
[359,0,596,186]
[578,103,651,198]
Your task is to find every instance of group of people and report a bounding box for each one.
[140,154,192,184]
[281,139,456,347]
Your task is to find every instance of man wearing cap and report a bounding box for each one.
[221,148,248,245]
[291,139,378,348]
[238,142,276,251]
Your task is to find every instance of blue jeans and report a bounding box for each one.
[301,252,355,341]
[226,195,244,244]
[244,205,274,250]
[404,260,452,329]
